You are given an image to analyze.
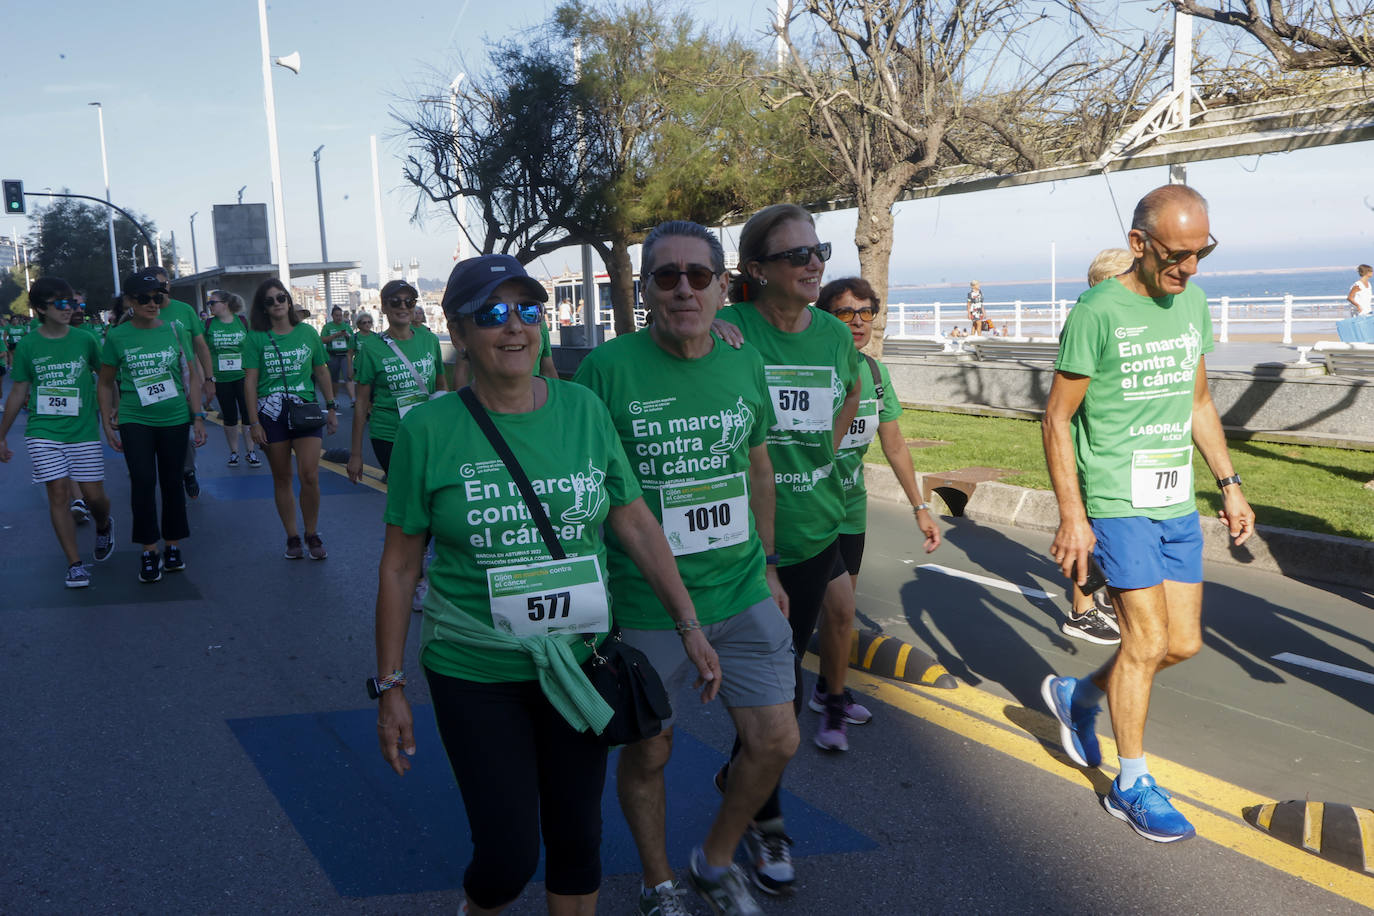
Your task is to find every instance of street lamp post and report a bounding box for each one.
[189,211,200,274]
[256,0,298,289]
[312,145,330,309]
[89,102,120,295]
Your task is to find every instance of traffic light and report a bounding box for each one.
[2,180,24,215]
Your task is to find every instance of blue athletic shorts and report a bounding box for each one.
[1090,511,1203,590]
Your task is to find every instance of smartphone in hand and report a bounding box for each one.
[1076,556,1108,595]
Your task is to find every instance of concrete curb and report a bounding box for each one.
[863,463,1374,592]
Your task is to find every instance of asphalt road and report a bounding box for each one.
[2,403,1371,915]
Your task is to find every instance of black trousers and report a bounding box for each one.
[728,538,844,822]
[426,668,608,908]
[119,422,191,546]
[370,437,395,475]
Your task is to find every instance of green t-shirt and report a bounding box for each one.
[574,330,774,629]
[354,331,444,442]
[718,303,860,565]
[13,328,102,443]
[243,324,327,398]
[538,322,552,371]
[1055,277,1215,520]
[6,323,30,349]
[159,298,204,340]
[72,323,102,341]
[204,316,249,383]
[321,321,354,354]
[100,321,194,427]
[383,380,642,682]
[837,356,903,534]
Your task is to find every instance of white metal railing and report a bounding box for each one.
[885,294,1353,344]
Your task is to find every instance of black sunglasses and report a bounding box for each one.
[471,301,544,328]
[759,243,832,267]
[386,297,418,309]
[831,304,878,322]
[269,292,291,305]
[648,264,719,291]
[1138,231,1218,266]
[132,291,167,306]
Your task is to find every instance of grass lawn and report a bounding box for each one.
[868,409,1374,542]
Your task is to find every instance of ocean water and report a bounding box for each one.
[889,267,1360,306]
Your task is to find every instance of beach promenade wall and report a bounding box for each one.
[883,355,1374,446]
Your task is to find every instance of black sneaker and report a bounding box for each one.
[163,544,185,572]
[227,452,240,468]
[65,562,91,589]
[246,451,262,468]
[93,517,115,562]
[183,469,200,499]
[139,550,162,583]
[70,499,91,524]
[1061,607,1121,645]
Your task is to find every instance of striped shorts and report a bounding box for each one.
[25,438,105,484]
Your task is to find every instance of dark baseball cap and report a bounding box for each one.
[123,267,169,296]
[380,279,419,302]
[441,254,547,318]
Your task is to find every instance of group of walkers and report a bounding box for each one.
[3,183,1257,913]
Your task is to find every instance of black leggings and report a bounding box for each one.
[217,377,249,427]
[728,538,844,822]
[426,668,608,909]
[370,437,395,475]
[119,422,191,545]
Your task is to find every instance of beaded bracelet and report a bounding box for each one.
[675,619,702,635]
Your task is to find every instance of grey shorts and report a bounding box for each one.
[621,599,795,730]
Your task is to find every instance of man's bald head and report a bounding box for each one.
[1131,185,1208,235]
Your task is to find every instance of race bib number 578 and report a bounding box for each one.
[766,365,833,431]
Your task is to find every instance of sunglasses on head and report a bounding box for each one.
[471,301,543,328]
[269,292,291,305]
[132,291,167,305]
[759,242,832,267]
[386,297,418,309]
[648,264,719,291]
[1138,231,1218,266]
[831,304,878,322]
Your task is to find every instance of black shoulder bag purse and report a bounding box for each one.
[459,386,672,745]
[269,333,326,431]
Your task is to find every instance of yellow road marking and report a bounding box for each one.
[803,655,1374,907]
[1355,808,1374,873]
[860,636,886,669]
[203,410,388,492]
[1304,801,1324,853]
[893,643,912,679]
[1256,803,1276,830]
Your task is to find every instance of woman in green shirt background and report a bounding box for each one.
[320,305,356,406]
[243,279,337,561]
[204,290,260,469]
[98,269,207,584]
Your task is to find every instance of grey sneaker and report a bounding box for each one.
[65,562,91,589]
[742,824,794,895]
[688,848,762,915]
[638,879,691,916]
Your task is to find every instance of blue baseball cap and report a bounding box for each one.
[441,254,547,319]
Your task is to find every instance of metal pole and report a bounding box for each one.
[313,145,330,308]
[155,230,163,267]
[189,212,200,274]
[1170,11,1193,185]
[91,102,120,294]
[449,74,469,261]
[1050,241,1057,333]
[370,134,388,286]
[257,0,291,289]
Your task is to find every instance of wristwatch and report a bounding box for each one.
[325,399,339,411]
[366,670,407,699]
[764,554,780,566]
[1216,474,1242,489]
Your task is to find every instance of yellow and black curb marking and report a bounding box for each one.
[808,630,957,689]
[1243,800,1374,876]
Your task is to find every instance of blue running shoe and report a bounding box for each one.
[1102,775,1196,842]
[1040,674,1101,767]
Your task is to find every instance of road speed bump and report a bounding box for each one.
[1243,800,1374,875]
[807,630,957,688]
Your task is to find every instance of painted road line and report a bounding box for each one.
[1272,652,1374,686]
[320,458,387,494]
[916,563,1054,600]
[805,656,1374,908]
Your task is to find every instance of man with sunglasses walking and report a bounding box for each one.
[1040,184,1255,843]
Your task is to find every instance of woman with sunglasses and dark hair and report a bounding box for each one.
[97,269,207,583]
[204,290,259,469]
[714,203,861,895]
[348,281,446,481]
[815,275,940,650]
[243,279,337,560]
[374,253,716,916]
[0,276,116,588]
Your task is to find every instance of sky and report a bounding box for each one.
[2,1,1371,293]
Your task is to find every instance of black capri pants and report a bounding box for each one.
[425,668,607,909]
[119,422,191,545]
[727,537,845,821]
[216,377,249,427]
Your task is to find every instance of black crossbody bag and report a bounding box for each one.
[269,333,326,431]
[458,386,671,745]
